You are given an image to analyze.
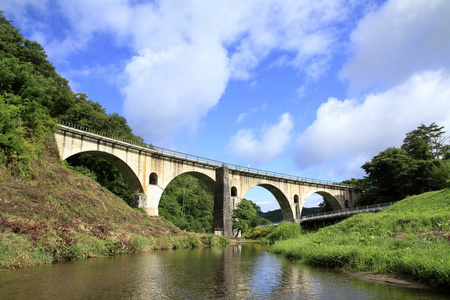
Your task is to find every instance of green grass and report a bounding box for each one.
[270,189,450,287]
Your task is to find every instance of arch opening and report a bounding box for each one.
[231,186,238,197]
[302,191,341,218]
[242,185,293,226]
[158,172,216,233]
[149,172,158,185]
[64,151,143,206]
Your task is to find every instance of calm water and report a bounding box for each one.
[0,244,447,299]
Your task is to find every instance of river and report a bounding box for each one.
[0,243,447,299]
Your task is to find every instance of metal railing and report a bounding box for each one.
[57,121,359,189]
[300,202,395,222]
[257,222,281,228]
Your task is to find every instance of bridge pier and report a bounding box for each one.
[213,167,233,237]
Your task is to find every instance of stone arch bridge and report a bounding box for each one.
[55,123,362,237]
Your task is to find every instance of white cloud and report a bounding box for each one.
[297,70,450,179]
[236,113,248,124]
[122,42,230,144]
[121,1,355,145]
[236,104,266,124]
[228,113,294,164]
[1,0,362,146]
[341,0,450,92]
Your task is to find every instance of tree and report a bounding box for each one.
[430,160,450,189]
[232,199,257,236]
[359,123,450,205]
[158,174,214,233]
[402,123,449,160]
[66,154,133,204]
[362,147,418,202]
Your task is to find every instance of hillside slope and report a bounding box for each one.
[271,189,450,287]
[0,136,226,270]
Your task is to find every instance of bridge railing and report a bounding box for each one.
[257,222,280,228]
[57,121,358,189]
[300,202,395,222]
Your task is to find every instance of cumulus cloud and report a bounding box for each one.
[297,70,450,178]
[340,0,450,92]
[293,0,450,181]
[122,42,230,143]
[2,0,361,146]
[228,113,294,164]
[121,1,355,145]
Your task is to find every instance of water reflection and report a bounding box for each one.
[0,244,447,299]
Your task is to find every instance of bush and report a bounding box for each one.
[201,234,229,246]
[131,235,154,252]
[243,226,274,240]
[266,222,302,244]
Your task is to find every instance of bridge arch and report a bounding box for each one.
[149,171,216,215]
[242,184,294,222]
[65,151,144,194]
[181,171,216,194]
[304,190,342,211]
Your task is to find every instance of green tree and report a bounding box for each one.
[158,174,214,233]
[66,154,133,204]
[0,11,144,204]
[232,199,257,236]
[430,160,450,189]
[362,147,418,202]
[359,123,450,205]
[401,123,449,160]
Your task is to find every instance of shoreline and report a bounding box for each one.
[228,238,259,244]
[343,270,431,289]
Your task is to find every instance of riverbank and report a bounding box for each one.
[271,189,450,288]
[344,270,431,289]
[0,139,227,271]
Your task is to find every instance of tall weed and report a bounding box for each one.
[266,222,302,244]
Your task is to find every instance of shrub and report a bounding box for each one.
[243,226,273,240]
[266,222,302,244]
[201,234,229,246]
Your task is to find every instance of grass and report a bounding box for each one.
[270,189,450,287]
[0,137,228,271]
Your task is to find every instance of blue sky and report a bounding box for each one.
[2,0,450,211]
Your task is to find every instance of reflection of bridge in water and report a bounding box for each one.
[54,122,362,237]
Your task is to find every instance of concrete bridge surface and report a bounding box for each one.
[54,123,362,237]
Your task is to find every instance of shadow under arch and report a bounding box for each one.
[167,171,216,194]
[243,184,294,222]
[306,190,341,210]
[157,171,217,233]
[65,151,144,194]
